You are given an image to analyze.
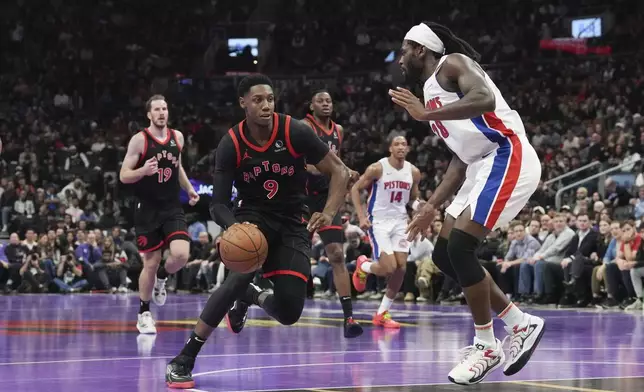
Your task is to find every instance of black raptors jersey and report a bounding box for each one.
[228,113,309,216]
[304,114,342,194]
[134,128,182,207]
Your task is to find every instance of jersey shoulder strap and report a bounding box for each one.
[227,126,242,168]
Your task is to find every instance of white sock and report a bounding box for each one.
[377,295,394,315]
[216,262,225,285]
[474,321,496,346]
[361,261,373,273]
[498,302,526,328]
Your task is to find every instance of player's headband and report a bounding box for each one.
[404,23,445,54]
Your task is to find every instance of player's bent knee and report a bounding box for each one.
[273,293,305,325]
[432,237,457,279]
[270,275,307,325]
[378,254,397,275]
[325,244,344,266]
[170,249,190,264]
[446,229,485,287]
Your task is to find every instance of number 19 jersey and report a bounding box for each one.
[367,158,413,222]
[134,128,182,207]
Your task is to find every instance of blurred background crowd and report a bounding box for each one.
[1,0,644,312]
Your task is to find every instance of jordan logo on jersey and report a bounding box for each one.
[155,150,180,168]
[242,160,295,183]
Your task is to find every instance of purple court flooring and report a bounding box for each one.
[0,294,643,392]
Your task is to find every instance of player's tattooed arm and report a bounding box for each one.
[208,136,238,230]
[350,163,383,230]
[389,53,495,121]
[426,154,467,210]
[119,132,157,184]
[408,165,422,211]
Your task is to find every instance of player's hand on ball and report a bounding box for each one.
[141,158,158,176]
[188,189,200,206]
[308,212,332,232]
[406,203,436,241]
[389,87,427,121]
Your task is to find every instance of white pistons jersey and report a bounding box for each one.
[423,55,526,165]
[423,55,542,231]
[367,158,413,222]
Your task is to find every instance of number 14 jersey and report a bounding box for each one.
[367,158,413,222]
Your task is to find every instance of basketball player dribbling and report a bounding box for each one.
[388,22,545,384]
[165,74,351,389]
[350,135,421,328]
[120,95,199,334]
[303,90,363,338]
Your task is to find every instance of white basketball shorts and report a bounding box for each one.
[367,219,410,258]
[445,135,541,230]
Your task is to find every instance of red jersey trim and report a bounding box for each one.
[239,113,280,153]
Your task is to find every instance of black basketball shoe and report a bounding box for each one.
[344,317,364,338]
[225,283,262,334]
[166,355,195,389]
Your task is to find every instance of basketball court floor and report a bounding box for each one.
[1,294,643,391]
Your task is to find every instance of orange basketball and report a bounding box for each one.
[219,223,268,273]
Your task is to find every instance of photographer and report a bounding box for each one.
[18,252,49,293]
[52,253,89,293]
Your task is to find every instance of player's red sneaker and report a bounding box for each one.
[372,311,401,329]
[352,255,369,293]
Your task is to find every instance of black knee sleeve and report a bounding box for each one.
[432,237,457,280]
[200,272,254,327]
[262,275,306,326]
[446,229,486,287]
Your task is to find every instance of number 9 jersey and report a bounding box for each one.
[217,113,329,223]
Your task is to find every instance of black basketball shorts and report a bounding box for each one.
[234,208,311,283]
[134,203,190,253]
[307,191,344,245]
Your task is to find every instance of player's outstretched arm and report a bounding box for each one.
[426,154,467,210]
[350,163,382,229]
[208,136,238,230]
[120,133,157,184]
[389,53,495,121]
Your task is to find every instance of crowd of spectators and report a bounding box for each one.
[1,1,644,312]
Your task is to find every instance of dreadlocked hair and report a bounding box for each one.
[422,22,481,62]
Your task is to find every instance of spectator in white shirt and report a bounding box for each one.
[65,198,84,223]
[13,190,35,218]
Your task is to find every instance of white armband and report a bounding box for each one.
[411,199,421,211]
